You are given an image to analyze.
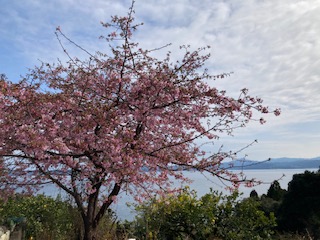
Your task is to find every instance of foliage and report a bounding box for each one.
[214,194,276,240]
[277,170,320,238]
[87,210,126,240]
[249,189,259,198]
[0,194,78,240]
[233,199,275,239]
[133,187,276,240]
[0,2,279,240]
[259,194,282,219]
[133,187,218,240]
[266,180,286,201]
[273,232,314,240]
[0,193,132,240]
[247,174,320,239]
[251,181,287,217]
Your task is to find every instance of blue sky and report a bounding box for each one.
[1,0,320,160]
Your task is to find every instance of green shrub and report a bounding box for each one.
[132,187,276,240]
[0,194,79,240]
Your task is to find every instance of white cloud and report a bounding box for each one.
[1,0,320,159]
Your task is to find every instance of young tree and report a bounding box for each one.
[0,3,280,240]
[266,180,286,201]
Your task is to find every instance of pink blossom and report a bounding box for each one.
[0,8,280,239]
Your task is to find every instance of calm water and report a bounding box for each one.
[112,169,316,221]
[37,169,316,221]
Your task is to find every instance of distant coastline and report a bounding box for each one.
[220,157,320,170]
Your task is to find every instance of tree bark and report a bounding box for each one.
[81,183,121,240]
[83,224,96,240]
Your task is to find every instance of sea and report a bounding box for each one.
[36,168,317,221]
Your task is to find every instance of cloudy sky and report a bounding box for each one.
[1,0,320,160]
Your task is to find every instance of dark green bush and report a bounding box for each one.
[277,170,320,238]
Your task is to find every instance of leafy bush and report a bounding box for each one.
[133,187,216,240]
[132,187,276,240]
[216,196,276,240]
[0,194,84,240]
[0,193,130,240]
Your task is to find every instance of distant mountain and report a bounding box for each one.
[220,157,320,170]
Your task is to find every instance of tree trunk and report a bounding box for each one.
[83,223,96,240]
[81,209,96,240]
[81,183,121,240]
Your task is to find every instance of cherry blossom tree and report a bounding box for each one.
[0,4,280,240]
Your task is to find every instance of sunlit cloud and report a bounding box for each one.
[1,0,320,159]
